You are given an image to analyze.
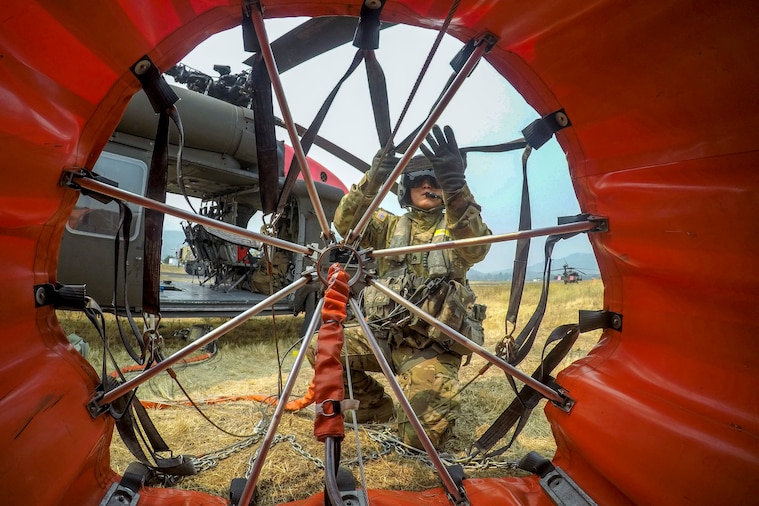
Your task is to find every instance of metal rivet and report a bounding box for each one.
[364,0,382,9]
[133,59,152,75]
[611,314,622,330]
[555,111,569,127]
[35,286,47,306]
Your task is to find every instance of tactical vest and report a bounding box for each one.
[363,213,486,356]
[384,213,455,277]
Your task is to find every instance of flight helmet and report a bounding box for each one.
[397,155,439,207]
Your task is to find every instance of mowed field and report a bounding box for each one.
[57,275,604,505]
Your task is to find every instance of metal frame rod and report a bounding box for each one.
[347,39,490,243]
[71,174,312,256]
[238,298,325,506]
[324,437,343,506]
[372,220,597,258]
[349,298,465,503]
[366,279,567,405]
[248,4,332,239]
[96,276,312,407]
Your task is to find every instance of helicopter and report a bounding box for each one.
[1,2,757,506]
[55,22,372,319]
[553,263,590,284]
[56,16,401,320]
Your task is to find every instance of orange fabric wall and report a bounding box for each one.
[0,1,757,504]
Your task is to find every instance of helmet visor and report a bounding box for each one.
[405,169,440,189]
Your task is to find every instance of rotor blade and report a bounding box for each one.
[243,16,395,74]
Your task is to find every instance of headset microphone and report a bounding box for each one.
[424,191,442,200]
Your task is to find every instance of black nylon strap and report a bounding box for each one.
[131,396,171,453]
[365,50,392,147]
[109,377,196,476]
[142,111,169,315]
[505,146,533,331]
[129,55,180,315]
[113,404,196,476]
[112,202,145,363]
[459,139,528,155]
[119,461,152,494]
[130,55,179,115]
[508,226,584,366]
[249,53,280,215]
[275,49,365,216]
[472,324,579,457]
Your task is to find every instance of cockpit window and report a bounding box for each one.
[66,151,147,240]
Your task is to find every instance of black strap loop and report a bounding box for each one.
[472,324,579,458]
[108,377,197,477]
[130,55,178,114]
[249,53,280,214]
[365,50,392,148]
[142,110,170,315]
[353,0,387,50]
[112,202,146,364]
[130,55,183,315]
[521,109,572,150]
[505,146,533,333]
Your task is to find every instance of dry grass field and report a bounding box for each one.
[56,273,604,505]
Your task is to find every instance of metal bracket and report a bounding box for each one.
[552,390,576,413]
[60,168,120,204]
[445,464,470,506]
[59,167,87,189]
[557,213,608,234]
[98,482,140,506]
[541,466,598,506]
[586,215,609,233]
[578,309,623,333]
[542,376,575,413]
[339,489,369,506]
[86,385,110,419]
[518,452,598,506]
[522,109,572,149]
[477,32,499,52]
[34,283,87,310]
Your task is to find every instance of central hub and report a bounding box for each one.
[315,244,365,287]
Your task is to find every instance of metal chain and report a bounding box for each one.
[193,431,266,473]
[169,424,516,489]
[361,426,519,472]
[246,434,325,476]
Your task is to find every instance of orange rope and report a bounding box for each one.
[108,350,215,378]
[138,377,316,411]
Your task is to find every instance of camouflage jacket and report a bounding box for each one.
[334,172,492,352]
[334,171,492,278]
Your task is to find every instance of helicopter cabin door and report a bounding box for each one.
[58,150,148,311]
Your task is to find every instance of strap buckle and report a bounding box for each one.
[315,399,360,417]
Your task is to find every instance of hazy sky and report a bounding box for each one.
[166,17,592,273]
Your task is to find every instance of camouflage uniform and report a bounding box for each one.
[249,249,291,294]
[327,170,490,449]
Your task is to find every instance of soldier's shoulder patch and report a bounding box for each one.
[374,210,388,222]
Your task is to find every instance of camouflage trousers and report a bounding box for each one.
[307,324,462,450]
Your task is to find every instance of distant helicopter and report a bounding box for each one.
[554,263,587,283]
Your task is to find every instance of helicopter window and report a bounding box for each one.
[66,151,147,240]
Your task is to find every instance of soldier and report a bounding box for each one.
[249,248,291,294]
[311,124,491,450]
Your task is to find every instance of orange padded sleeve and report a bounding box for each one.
[313,263,350,442]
